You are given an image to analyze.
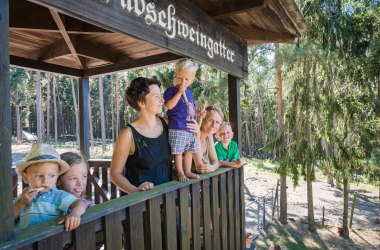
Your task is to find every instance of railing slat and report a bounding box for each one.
[74,220,96,250]
[37,233,62,249]
[191,182,201,250]
[125,203,145,250]
[211,176,220,250]
[240,168,246,248]
[227,170,235,250]
[148,196,163,250]
[201,179,212,250]
[164,191,177,250]
[179,187,190,250]
[234,169,241,250]
[104,210,123,250]
[219,173,228,250]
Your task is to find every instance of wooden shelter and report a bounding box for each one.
[0,0,306,249]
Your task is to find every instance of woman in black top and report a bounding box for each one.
[110,77,199,194]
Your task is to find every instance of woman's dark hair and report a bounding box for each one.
[125,77,161,111]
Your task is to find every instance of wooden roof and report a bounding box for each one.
[10,0,307,76]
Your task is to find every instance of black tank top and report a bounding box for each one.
[124,117,172,187]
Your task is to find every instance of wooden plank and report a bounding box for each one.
[219,173,228,250]
[74,221,96,250]
[93,167,100,204]
[228,74,242,152]
[191,182,201,250]
[147,196,163,250]
[84,52,182,77]
[49,9,84,68]
[164,191,177,250]
[10,55,83,77]
[0,0,14,243]
[125,203,145,250]
[233,169,241,250]
[179,187,190,250]
[193,0,265,18]
[29,0,248,79]
[211,176,220,250]
[239,168,246,248]
[201,179,212,250]
[227,170,235,249]
[37,233,63,249]
[104,210,123,250]
[79,77,90,159]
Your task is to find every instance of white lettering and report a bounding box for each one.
[121,0,133,12]
[165,5,176,38]
[157,10,167,28]
[134,0,146,16]
[117,1,236,63]
[189,28,195,42]
[145,3,157,25]
[207,38,214,58]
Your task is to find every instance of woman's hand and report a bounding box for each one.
[138,182,154,191]
[187,119,200,138]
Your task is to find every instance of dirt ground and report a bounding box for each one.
[243,160,380,249]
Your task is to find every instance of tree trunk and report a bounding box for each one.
[46,74,50,142]
[342,176,350,238]
[115,73,120,138]
[111,75,115,144]
[36,71,42,143]
[307,163,316,231]
[71,77,80,148]
[16,93,21,144]
[245,122,251,157]
[88,97,94,149]
[56,84,64,141]
[98,76,106,152]
[276,44,287,224]
[53,76,58,145]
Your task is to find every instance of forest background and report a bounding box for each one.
[9,0,380,241]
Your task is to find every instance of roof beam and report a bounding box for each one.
[84,52,183,77]
[10,55,84,77]
[49,9,84,69]
[31,37,123,63]
[224,25,295,45]
[30,39,70,61]
[193,0,265,18]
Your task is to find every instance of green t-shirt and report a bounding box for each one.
[215,140,240,161]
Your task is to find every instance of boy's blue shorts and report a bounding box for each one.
[169,129,199,154]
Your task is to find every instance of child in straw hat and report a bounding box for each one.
[13,144,86,231]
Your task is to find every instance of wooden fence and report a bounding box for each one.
[3,160,245,250]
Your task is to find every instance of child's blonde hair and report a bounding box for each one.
[218,121,231,131]
[175,59,197,74]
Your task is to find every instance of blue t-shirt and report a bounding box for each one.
[164,87,196,131]
[13,186,78,229]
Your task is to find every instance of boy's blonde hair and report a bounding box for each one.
[175,59,197,74]
[218,121,232,131]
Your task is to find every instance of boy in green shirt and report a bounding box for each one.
[214,122,244,168]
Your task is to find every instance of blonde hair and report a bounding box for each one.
[205,105,224,120]
[175,59,197,74]
[218,121,231,130]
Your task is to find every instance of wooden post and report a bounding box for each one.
[79,77,90,160]
[349,192,358,228]
[322,206,325,226]
[263,196,266,227]
[228,74,242,152]
[272,179,280,217]
[0,0,15,242]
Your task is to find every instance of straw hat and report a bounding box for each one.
[16,144,70,175]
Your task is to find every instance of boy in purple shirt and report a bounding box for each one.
[164,59,200,181]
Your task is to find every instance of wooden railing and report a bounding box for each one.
[4,160,245,250]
